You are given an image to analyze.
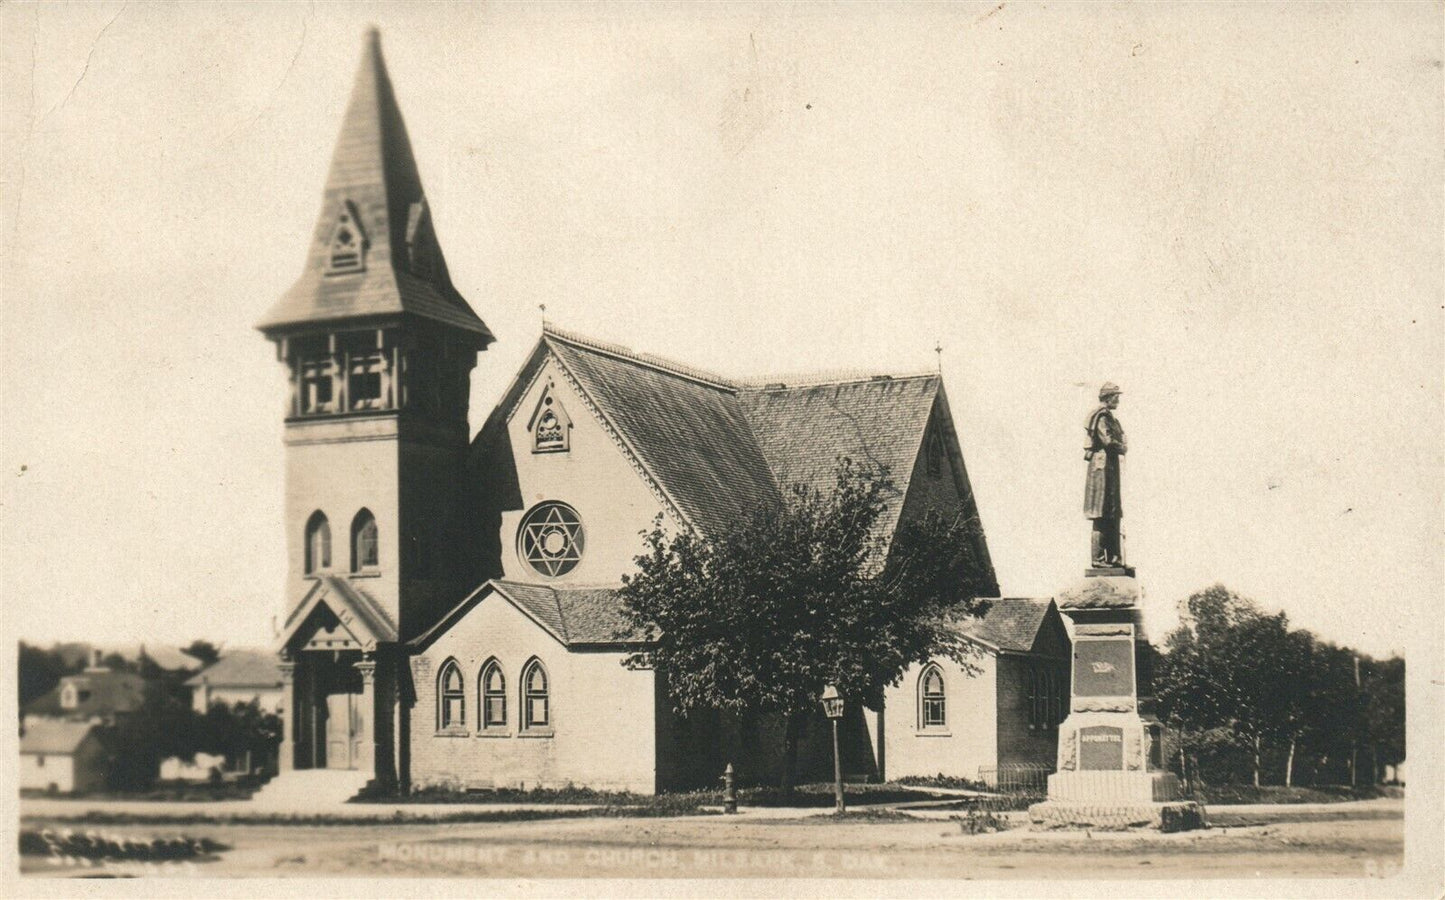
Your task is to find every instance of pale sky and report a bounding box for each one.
[2,2,1439,658]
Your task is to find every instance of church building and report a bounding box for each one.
[255,31,1067,798]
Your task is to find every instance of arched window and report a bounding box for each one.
[438,660,465,730]
[305,512,331,574]
[351,509,379,572]
[522,659,550,730]
[919,664,946,729]
[480,660,506,728]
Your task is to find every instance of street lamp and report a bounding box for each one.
[821,684,845,814]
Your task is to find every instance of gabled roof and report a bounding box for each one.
[257,29,492,345]
[185,650,284,689]
[486,326,983,564]
[411,579,643,651]
[961,597,1059,654]
[136,645,201,672]
[21,719,98,755]
[278,576,399,651]
[543,329,780,535]
[737,374,941,545]
[23,669,147,719]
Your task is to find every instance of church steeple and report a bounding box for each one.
[257,28,493,346]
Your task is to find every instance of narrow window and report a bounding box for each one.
[920,665,946,729]
[300,356,338,415]
[305,512,331,574]
[351,509,379,571]
[481,661,506,728]
[926,424,945,477]
[529,383,572,453]
[522,659,549,729]
[348,351,388,411]
[438,661,465,730]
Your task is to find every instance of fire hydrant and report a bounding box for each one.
[722,763,737,814]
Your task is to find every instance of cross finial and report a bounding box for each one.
[934,341,943,373]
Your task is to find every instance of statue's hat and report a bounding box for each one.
[1099,382,1122,399]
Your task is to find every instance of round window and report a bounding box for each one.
[518,501,585,578]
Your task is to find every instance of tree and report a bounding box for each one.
[17,642,82,708]
[618,458,994,788]
[183,640,222,668]
[1156,585,1303,787]
[1362,655,1405,783]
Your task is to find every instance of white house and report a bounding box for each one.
[20,719,107,794]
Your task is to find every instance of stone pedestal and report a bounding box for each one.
[1028,572,1204,831]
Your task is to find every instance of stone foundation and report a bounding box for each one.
[1028,799,1205,832]
[1047,770,1182,803]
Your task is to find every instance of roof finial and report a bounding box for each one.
[934,341,943,374]
[539,302,548,327]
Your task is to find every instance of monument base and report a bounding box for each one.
[1047,769,1182,803]
[1028,799,1205,832]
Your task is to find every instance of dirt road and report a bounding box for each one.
[21,801,1403,881]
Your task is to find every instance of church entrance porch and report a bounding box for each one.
[293,651,366,771]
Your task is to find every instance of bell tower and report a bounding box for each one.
[256,29,493,786]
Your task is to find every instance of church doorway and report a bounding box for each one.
[300,651,365,771]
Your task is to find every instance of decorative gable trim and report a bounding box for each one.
[500,341,692,533]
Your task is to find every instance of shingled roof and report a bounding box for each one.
[257,30,492,346]
[497,326,988,576]
[961,597,1059,654]
[185,650,284,689]
[411,580,643,650]
[21,719,99,756]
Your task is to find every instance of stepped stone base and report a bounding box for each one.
[1047,770,1183,803]
[1028,800,1205,833]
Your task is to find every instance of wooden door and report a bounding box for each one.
[326,692,355,770]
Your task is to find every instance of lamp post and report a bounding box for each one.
[821,684,845,814]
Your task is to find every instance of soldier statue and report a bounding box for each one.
[1084,382,1127,568]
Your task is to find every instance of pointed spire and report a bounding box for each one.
[259,29,492,347]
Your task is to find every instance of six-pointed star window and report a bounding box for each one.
[519,502,585,577]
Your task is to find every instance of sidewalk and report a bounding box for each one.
[20,796,599,822]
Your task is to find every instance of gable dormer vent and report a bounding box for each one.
[326,201,368,275]
[529,381,572,453]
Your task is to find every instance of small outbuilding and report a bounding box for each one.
[19,719,108,794]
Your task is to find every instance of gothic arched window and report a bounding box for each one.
[480,659,506,729]
[438,660,465,731]
[517,502,584,578]
[522,659,550,730]
[305,512,331,574]
[351,509,379,572]
[919,664,946,729]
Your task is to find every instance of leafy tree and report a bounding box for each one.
[104,680,198,790]
[17,642,82,708]
[618,458,993,788]
[1362,655,1405,783]
[183,640,222,668]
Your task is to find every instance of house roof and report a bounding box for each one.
[411,579,642,651]
[23,669,147,719]
[136,645,200,672]
[185,651,284,689]
[256,29,492,345]
[21,719,97,755]
[961,597,1058,654]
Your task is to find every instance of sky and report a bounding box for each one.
[1,2,1440,659]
